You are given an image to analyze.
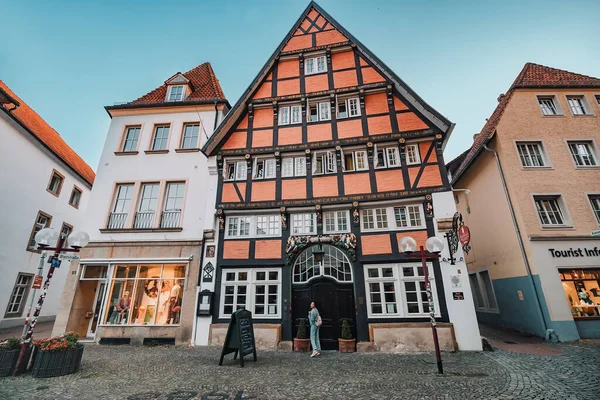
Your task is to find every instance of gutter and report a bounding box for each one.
[482,144,551,337]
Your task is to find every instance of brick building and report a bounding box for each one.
[199,2,481,351]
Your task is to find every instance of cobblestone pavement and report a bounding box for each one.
[1,341,599,400]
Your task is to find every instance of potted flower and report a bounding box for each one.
[338,319,356,353]
[0,338,22,377]
[293,318,311,352]
[31,332,84,378]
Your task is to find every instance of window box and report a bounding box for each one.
[0,346,32,376]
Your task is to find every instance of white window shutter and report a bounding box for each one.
[295,157,306,176]
[327,151,336,173]
[236,161,247,180]
[265,159,276,178]
[312,152,317,174]
[252,158,258,178]
[340,147,346,171]
[282,158,293,177]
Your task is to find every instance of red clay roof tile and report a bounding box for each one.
[449,63,600,182]
[0,80,95,186]
[129,62,226,105]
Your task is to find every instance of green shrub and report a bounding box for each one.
[296,318,308,339]
[0,337,21,350]
[341,319,353,340]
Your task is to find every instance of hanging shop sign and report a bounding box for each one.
[219,309,257,368]
[32,275,43,289]
[58,253,80,261]
[458,225,471,247]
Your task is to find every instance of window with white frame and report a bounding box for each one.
[152,125,170,151]
[516,142,547,167]
[108,184,134,230]
[393,205,423,228]
[305,55,327,75]
[337,97,360,118]
[122,126,141,152]
[291,213,316,235]
[405,144,421,165]
[278,104,301,125]
[362,205,424,232]
[253,158,276,179]
[220,268,281,318]
[566,95,589,115]
[313,151,336,175]
[256,215,281,236]
[5,273,33,317]
[281,156,306,177]
[226,216,252,237]
[364,264,438,317]
[323,210,350,233]
[534,196,566,226]
[375,145,400,168]
[537,96,560,116]
[224,160,247,181]
[596,95,600,109]
[161,182,185,228]
[226,214,280,238]
[469,270,498,312]
[342,149,368,172]
[568,141,597,167]
[181,123,199,149]
[27,211,51,250]
[167,85,185,102]
[588,195,600,224]
[308,101,330,122]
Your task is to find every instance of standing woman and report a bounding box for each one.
[308,301,321,357]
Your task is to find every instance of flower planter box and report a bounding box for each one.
[0,349,19,377]
[293,338,311,352]
[0,347,32,377]
[31,346,84,378]
[338,338,356,353]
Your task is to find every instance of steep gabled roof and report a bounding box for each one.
[450,62,600,184]
[0,80,95,186]
[106,62,229,112]
[203,1,453,156]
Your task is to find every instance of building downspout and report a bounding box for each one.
[482,144,553,339]
[213,101,219,131]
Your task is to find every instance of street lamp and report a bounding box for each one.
[400,235,445,374]
[14,227,89,376]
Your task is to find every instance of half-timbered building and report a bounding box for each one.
[201,2,481,351]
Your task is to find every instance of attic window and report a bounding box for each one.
[167,85,185,102]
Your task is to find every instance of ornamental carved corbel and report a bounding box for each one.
[359,90,365,110]
[424,194,434,220]
[216,155,224,176]
[305,148,312,173]
[386,85,393,105]
[435,133,443,157]
[280,207,287,231]
[352,201,360,226]
[275,151,281,174]
[216,209,225,231]
[398,138,406,163]
[335,146,342,170]
[315,205,322,226]
[366,142,374,168]
[247,104,254,121]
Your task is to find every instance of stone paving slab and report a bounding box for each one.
[0,341,598,400]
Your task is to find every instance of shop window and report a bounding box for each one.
[469,270,498,312]
[559,269,600,318]
[219,268,281,318]
[103,264,186,326]
[364,263,439,318]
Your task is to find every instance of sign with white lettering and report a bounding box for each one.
[58,253,80,261]
[458,226,471,246]
[548,247,600,258]
[32,275,43,289]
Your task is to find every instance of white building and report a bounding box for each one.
[52,63,230,345]
[0,81,95,329]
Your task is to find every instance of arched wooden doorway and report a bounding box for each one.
[291,245,356,350]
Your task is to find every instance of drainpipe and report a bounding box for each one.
[482,144,551,338]
[213,101,219,131]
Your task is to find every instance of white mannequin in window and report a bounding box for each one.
[168,280,182,324]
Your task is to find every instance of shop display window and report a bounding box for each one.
[104,264,186,326]
[559,269,600,318]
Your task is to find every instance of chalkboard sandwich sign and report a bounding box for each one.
[219,309,257,368]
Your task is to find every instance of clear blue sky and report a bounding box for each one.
[2,0,598,170]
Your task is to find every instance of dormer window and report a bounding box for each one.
[167,85,185,102]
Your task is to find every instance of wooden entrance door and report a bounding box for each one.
[292,277,355,350]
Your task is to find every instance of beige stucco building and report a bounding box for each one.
[448,63,600,340]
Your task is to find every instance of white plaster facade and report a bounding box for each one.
[0,113,92,328]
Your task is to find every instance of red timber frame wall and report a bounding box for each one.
[204,2,453,344]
